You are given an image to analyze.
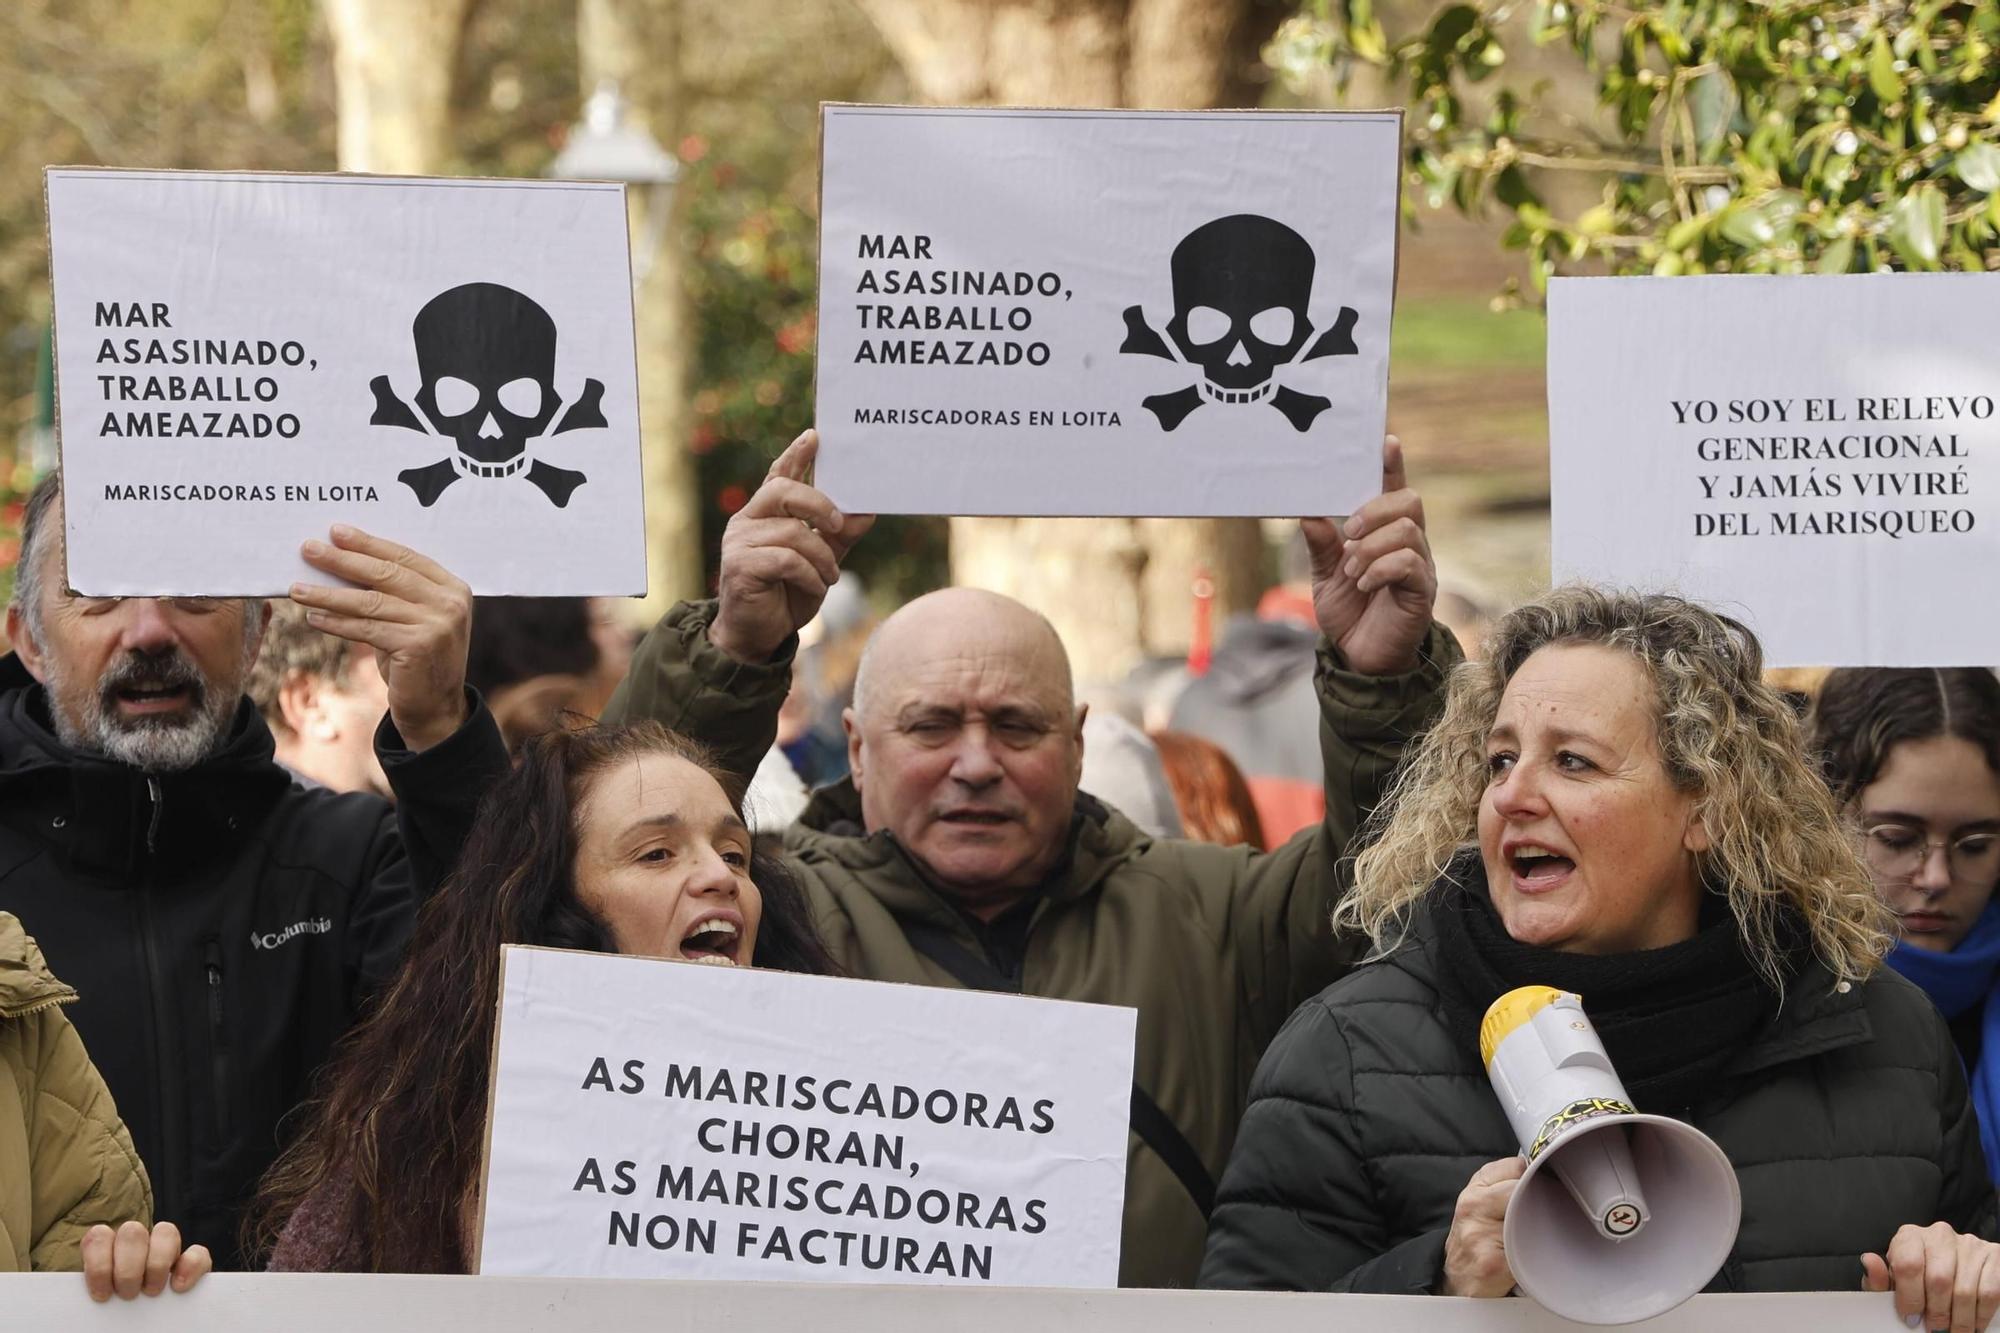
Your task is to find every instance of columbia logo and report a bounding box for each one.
[250,918,333,951]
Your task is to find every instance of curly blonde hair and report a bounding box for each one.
[1342,586,1891,987]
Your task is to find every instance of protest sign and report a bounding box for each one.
[476,946,1136,1287]
[813,105,1402,518]
[44,168,646,596]
[1548,273,2000,666]
[0,1274,1916,1333]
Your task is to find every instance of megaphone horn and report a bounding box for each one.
[1481,986,1742,1326]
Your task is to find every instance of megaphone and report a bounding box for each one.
[1481,986,1741,1325]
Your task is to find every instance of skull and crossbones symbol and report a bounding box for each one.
[370,282,606,508]
[1120,214,1360,433]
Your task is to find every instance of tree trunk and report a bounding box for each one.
[578,0,704,623]
[322,0,472,174]
[853,0,1281,684]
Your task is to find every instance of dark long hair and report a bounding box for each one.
[1811,668,2000,805]
[247,721,837,1272]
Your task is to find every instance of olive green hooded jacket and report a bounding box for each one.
[0,912,151,1272]
[604,599,1455,1287]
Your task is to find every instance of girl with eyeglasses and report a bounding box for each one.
[1813,667,2000,1179]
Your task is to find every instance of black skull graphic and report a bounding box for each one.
[1121,215,1360,432]
[369,282,608,507]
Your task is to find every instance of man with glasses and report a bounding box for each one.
[0,474,507,1267]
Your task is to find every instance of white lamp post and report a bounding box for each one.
[549,82,680,288]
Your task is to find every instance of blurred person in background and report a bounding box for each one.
[1150,731,1266,849]
[465,596,602,751]
[575,597,638,719]
[602,428,1456,1286]
[1169,532,1324,846]
[1203,590,1994,1325]
[253,722,836,1273]
[778,575,874,788]
[1080,709,1184,840]
[248,601,392,796]
[1813,667,2000,1179]
[1432,587,1494,665]
[1767,665,1831,719]
[0,474,507,1268]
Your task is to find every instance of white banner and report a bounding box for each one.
[1548,272,2000,666]
[0,1274,1917,1332]
[45,168,647,596]
[813,105,1402,518]
[476,947,1136,1288]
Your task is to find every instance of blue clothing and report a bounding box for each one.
[1886,903,2000,1183]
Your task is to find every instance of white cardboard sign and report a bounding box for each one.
[1549,273,2000,666]
[476,946,1136,1288]
[44,168,647,596]
[814,106,1402,518]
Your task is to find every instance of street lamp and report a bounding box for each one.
[549,82,680,287]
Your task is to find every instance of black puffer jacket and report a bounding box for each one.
[0,655,507,1269]
[1200,897,1999,1294]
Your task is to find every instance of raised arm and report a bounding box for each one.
[288,526,508,994]
[602,429,875,781]
[1224,438,1458,1033]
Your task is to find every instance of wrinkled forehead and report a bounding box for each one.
[1491,644,1661,744]
[871,634,1074,721]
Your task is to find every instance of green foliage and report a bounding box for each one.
[1270,0,2000,288]
[1392,294,1547,367]
[681,142,947,604]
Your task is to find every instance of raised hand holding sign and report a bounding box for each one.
[709,429,877,665]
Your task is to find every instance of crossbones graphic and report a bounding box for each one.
[1120,214,1360,433]
[369,282,605,508]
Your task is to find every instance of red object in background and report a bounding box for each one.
[1188,567,1216,677]
[717,484,749,514]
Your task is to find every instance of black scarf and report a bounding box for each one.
[1428,851,1807,1113]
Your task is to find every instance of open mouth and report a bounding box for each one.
[1508,846,1576,887]
[938,809,1013,827]
[112,684,197,715]
[679,917,741,966]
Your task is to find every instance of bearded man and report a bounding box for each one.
[0,474,506,1268]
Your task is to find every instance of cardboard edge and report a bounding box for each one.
[472,940,1140,1284]
[471,943,516,1275]
[811,103,1407,519]
[39,167,642,599]
[615,180,651,600]
[43,163,629,191]
[814,101,1406,120]
[813,104,832,488]
[42,166,74,596]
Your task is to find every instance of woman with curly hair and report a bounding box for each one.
[1201,588,1998,1329]
[249,721,838,1274]
[1812,668,2000,1178]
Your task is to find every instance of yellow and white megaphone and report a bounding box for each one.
[1480,986,1742,1325]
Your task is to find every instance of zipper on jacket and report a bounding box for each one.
[145,776,164,854]
[204,939,230,1139]
[135,874,190,1226]
[0,992,78,1022]
[135,776,190,1228]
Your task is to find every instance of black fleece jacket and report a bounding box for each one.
[0,654,508,1269]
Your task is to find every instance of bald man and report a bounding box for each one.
[603,430,1458,1287]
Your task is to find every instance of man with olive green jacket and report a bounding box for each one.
[605,431,1454,1286]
